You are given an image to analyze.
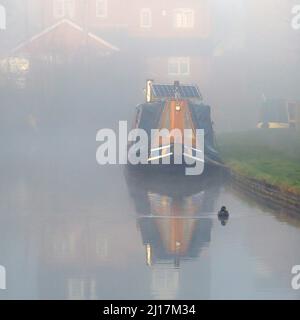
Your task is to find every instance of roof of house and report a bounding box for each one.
[12,19,120,57]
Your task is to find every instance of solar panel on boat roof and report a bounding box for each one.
[152,84,201,99]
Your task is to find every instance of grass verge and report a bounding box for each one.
[217,130,300,195]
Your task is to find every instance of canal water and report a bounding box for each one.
[0,77,300,300]
[1,125,300,300]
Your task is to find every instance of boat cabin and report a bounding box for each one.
[131,80,220,166]
[257,98,300,129]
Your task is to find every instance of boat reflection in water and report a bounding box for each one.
[125,167,225,299]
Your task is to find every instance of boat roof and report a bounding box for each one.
[151,84,202,100]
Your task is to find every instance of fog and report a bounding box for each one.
[0,0,299,132]
[0,0,300,300]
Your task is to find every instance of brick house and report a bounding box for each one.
[39,0,211,39]
[17,0,213,87]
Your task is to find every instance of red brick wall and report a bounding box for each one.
[125,0,211,38]
[31,0,211,38]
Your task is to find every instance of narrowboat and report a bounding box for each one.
[257,98,300,129]
[129,80,221,170]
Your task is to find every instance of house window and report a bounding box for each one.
[53,0,64,18]
[174,9,194,28]
[96,0,108,18]
[0,5,6,30]
[65,0,75,18]
[140,8,152,28]
[168,57,190,76]
[53,0,75,19]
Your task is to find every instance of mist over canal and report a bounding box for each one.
[1,68,300,299]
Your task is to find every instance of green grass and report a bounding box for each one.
[217,130,300,195]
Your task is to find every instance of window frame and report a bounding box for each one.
[65,0,75,18]
[140,8,152,29]
[53,0,75,19]
[168,57,190,76]
[96,0,108,18]
[53,0,65,19]
[173,8,195,29]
